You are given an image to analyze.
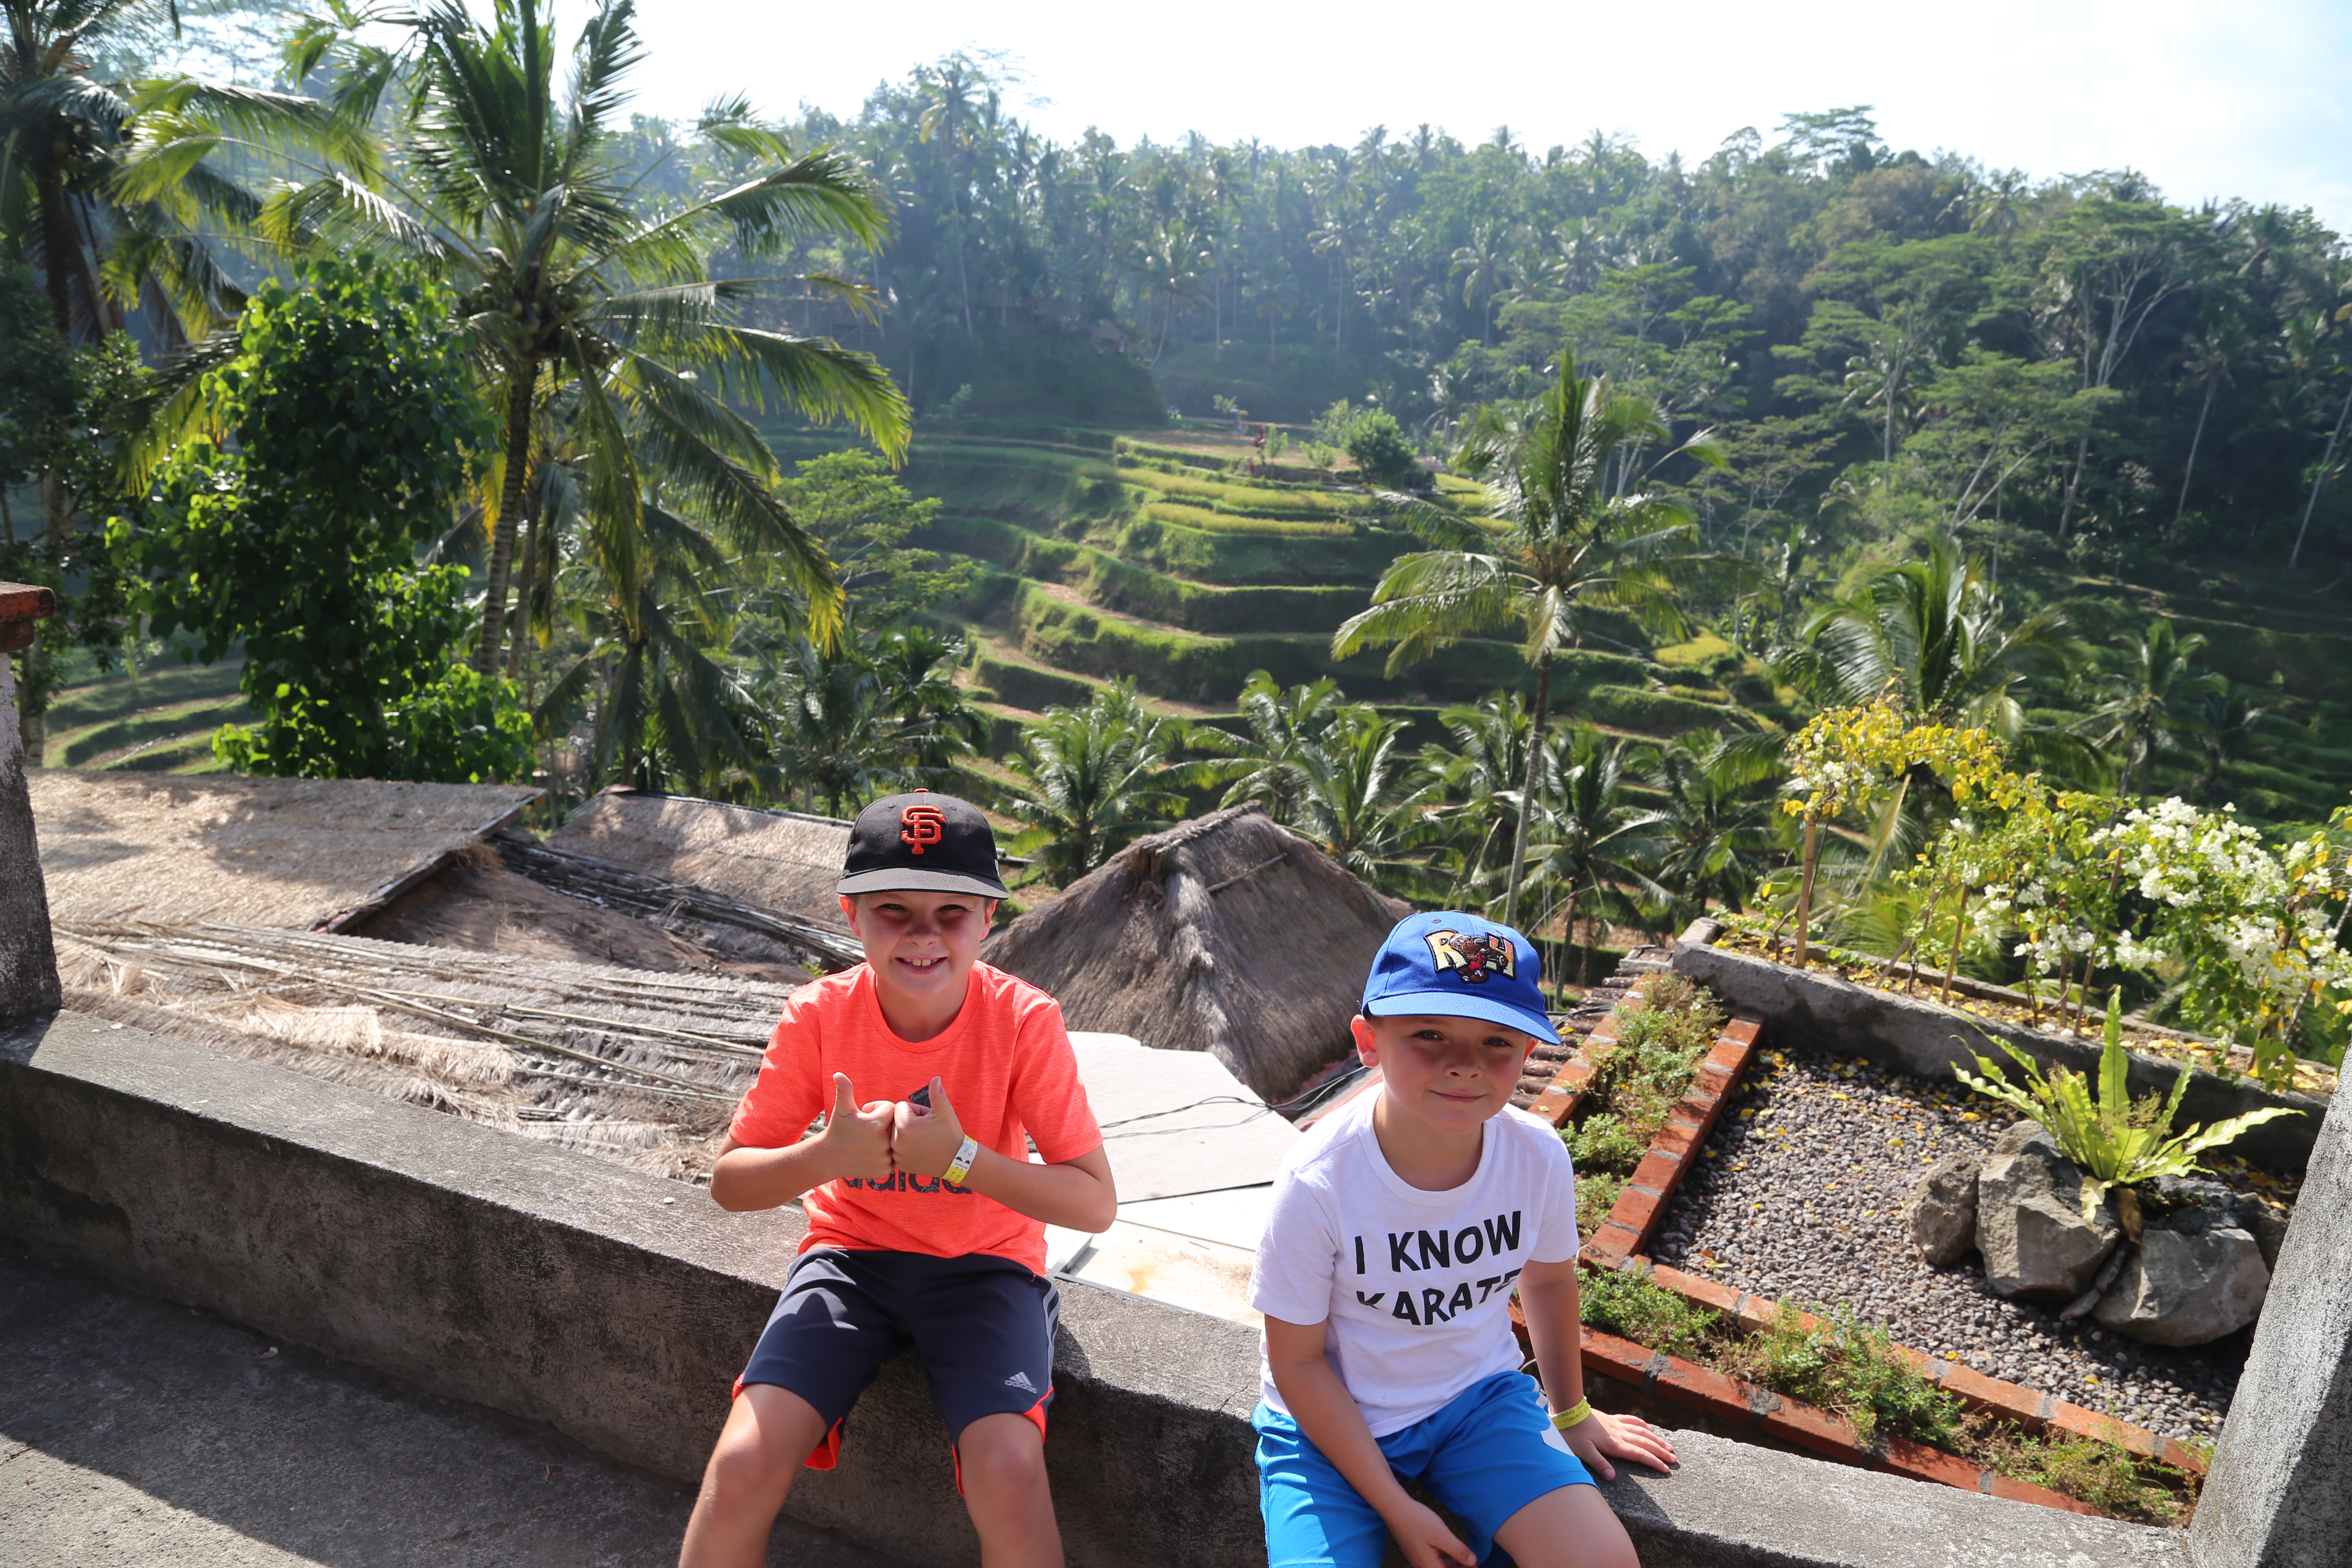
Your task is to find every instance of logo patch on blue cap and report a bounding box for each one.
[1424,928,1516,984]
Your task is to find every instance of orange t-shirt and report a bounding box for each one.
[727,961,1102,1274]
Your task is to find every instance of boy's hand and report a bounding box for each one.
[821,1073,897,1182]
[1379,1498,1476,1568]
[891,1076,968,1177]
[1562,1407,1676,1480]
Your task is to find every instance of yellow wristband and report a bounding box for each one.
[1550,1399,1593,1432]
[942,1136,980,1186]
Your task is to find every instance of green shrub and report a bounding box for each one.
[1976,1423,2193,1525]
[1344,409,1420,489]
[1727,1305,1964,1449]
[1564,1111,1646,1173]
[1577,1268,1720,1359]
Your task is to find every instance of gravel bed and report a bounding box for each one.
[1647,1048,2288,1442]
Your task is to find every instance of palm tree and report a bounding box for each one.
[1639,729,1781,919]
[868,623,989,790]
[3,3,361,346]
[1332,351,1728,928]
[1789,530,2077,738]
[2079,619,2218,798]
[2191,681,2276,805]
[1528,725,1669,986]
[1424,692,1537,906]
[1004,680,1193,887]
[1198,670,1343,825]
[277,0,908,676]
[2171,317,2244,528]
[1450,221,1508,345]
[1286,705,1440,895]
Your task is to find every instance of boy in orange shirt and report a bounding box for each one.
[680,792,1117,1568]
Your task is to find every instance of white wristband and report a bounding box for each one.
[943,1136,980,1186]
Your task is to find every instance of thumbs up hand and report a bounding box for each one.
[821,1072,898,1183]
[892,1075,968,1178]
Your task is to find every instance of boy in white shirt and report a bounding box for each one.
[1250,911,1675,1568]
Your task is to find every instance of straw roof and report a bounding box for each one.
[55,921,795,1181]
[547,788,852,930]
[31,771,539,931]
[982,805,1409,1102]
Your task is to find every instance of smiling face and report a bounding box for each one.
[1354,1010,1535,1139]
[841,889,996,1035]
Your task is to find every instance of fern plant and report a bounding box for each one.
[1955,991,2301,1220]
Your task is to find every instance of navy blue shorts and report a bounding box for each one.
[736,1248,1059,1473]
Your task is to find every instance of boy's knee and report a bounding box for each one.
[701,1433,796,1514]
[956,1415,1049,1501]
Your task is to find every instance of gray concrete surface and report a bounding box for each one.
[1,1009,2202,1568]
[0,651,61,1025]
[2189,1081,2352,1568]
[0,1008,1265,1568]
[0,1242,898,1568]
[1599,1430,2186,1568]
[1672,923,2321,1175]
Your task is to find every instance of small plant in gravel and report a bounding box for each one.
[1969,1418,2196,1525]
[1564,977,1727,1236]
[1957,991,2302,1219]
[1724,1305,1966,1449]
[1577,1268,1721,1359]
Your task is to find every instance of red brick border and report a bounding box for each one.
[1547,979,2205,1514]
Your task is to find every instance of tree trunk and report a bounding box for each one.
[1501,650,1553,931]
[504,474,542,682]
[2173,378,2217,529]
[1793,818,1822,970]
[32,167,79,339]
[2057,434,2090,540]
[474,362,536,674]
[2289,377,2352,572]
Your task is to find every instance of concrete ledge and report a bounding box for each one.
[1673,926,2323,1175]
[0,1010,2190,1567]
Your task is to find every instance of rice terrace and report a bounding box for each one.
[4,2,2352,1565]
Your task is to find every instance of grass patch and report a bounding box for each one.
[45,661,244,731]
[1970,1418,2196,1526]
[1140,500,1355,537]
[1563,977,1726,1236]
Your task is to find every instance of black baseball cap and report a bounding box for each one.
[836,790,1008,899]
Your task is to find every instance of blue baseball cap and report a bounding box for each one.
[1360,911,1560,1044]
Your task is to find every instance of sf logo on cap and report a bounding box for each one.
[900,804,947,854]
[1426,928,1515,983]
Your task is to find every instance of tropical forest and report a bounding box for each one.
[11,0,2352,1086]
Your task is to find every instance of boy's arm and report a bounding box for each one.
[892,1075,1117,1232]
[1516,1259,1676,1478]
[710,1073,897,1212]
[1263,1316,1475,1568]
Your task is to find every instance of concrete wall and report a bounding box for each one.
[2190,1079,2352,1568]
[0,652,60,1024]
[0,1009,2191,1568]
[1673,925,2323,1176]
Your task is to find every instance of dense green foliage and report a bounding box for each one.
[114,257,532,781]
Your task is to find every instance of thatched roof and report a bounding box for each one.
[31,771,539,931]
[982,805,1409,1101]
[546,788,852,930]
[55,921,793,1181]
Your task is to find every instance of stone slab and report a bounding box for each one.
[1070,1033,1299,1200]
[0,1243,898,1568]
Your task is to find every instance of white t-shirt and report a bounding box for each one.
[1248,1091,1581,1437]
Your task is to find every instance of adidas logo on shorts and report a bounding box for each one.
[1003,1370,1037,1393]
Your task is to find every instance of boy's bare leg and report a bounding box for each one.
[680,1384,830,1568]
[956,1412,1064,1568]
[1492,1482,1639,1568]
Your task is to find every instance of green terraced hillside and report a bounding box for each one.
[768,423,1773,762]
[40,661,248,775]
[767,418,2352,828]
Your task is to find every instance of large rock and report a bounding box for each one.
[1905,1153,1980,1266]
[2095,1207,2272,1347]
[1976,1138,2120,1303]
[2153,1174,2290,1271]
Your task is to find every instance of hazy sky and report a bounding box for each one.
[611,0,2352,232]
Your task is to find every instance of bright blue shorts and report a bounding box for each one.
[1254,1370,1595,1568]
